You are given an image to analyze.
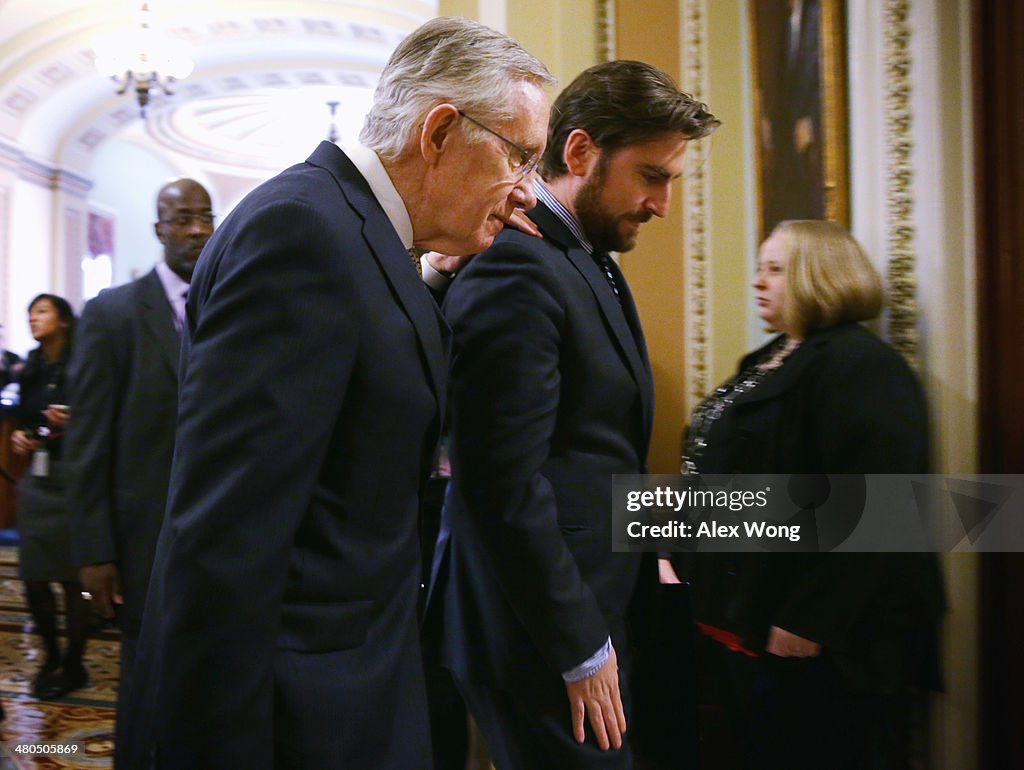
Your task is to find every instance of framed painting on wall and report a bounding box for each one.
[84,207,115,301]
[750,0,849,241]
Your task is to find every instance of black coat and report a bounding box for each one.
[433,200,655,691]
[675,322,945,692]
[129,143,447,768]
[67,268,181,634]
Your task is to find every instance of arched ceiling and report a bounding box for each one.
[0,0,437,178]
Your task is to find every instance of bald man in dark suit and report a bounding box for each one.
[68,177,213,769]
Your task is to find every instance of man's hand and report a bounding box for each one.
[424,251,473,277]
[10,429,38,456]
[565,644,626,751]
[765,625,821,658]
[658,557,682,584]
[79,562,123,619]
[507,210,540,237]
[422,210,542,279]
[43,405,70,430]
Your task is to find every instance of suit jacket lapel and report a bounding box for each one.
[306,142,449,407]
[530,202,654,442]
[733,334,819,408]
[605,256,655,438]
[139,268,180,377]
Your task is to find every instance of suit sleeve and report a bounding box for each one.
[149,199,360,762]
[772,340,930,646]
[67,296,122,567]
[445,240,609,675]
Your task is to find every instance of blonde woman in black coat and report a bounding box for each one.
[666,221,944,769]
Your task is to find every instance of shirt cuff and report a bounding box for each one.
[562,637,611,683]
[421,254,453,290]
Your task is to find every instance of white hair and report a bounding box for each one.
[360,17,554,160]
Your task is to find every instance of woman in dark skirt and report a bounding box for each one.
[10,293,91,698]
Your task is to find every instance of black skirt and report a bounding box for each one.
[16,460,77,582]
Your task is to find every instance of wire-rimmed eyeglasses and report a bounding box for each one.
[158,213,215,228]
[458,110,540,181]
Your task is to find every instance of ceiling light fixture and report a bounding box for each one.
[92,3,194,117]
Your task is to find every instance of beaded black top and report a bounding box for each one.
[682,335,800,476]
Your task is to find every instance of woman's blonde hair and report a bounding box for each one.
[773,220,883,335]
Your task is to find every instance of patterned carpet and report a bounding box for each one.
[0,545,118,769]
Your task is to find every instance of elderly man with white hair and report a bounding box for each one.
[126,17,553,770]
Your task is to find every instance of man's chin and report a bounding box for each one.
[468,234,497,254]
[463,221,504,253]
[606,233,638,254]
[421,218,504,256]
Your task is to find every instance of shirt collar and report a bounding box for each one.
[342,142,414,250]
[155,259,190,303]
[533,179,593,254]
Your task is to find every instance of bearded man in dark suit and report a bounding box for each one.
[431,61,719,769]
[125,17,553,770]
[67,177,213,769]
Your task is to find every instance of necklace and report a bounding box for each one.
[681,336,800,476]
[756,335,802,371]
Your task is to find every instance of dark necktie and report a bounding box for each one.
[593,251,620,300]
[409,248,423,278]
[176,287,189,333]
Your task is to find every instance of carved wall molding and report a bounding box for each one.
[883,0,918,365]
[681,0,711,413]
[0,140,92,197]
[596,0,616,62]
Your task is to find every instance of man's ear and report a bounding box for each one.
[563,129,599,178]
[154,222,166,244]
[420,104,462,164]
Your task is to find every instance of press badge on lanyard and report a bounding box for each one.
[30,426,50,478]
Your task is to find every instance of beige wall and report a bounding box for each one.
[440,0,597,86]
[508,1,597,87]
[615,0,687,473]
[616,0,751,473]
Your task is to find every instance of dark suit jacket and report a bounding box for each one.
[67,268,180,636]
[676,322,945,692]
[130,142,448,769]
[433,200,654,693]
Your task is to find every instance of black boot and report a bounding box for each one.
[31,652,62,697]
[37,583,93,699]
[25,580,63,698]
[38,661,88,699]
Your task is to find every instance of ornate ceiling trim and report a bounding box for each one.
[0,5,420,173]
[0,138,91,195]
[54,62,381,173]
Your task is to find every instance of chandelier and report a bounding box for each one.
[92,3,194,117]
